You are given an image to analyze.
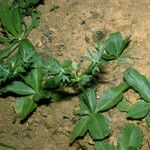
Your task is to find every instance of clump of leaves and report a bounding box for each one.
[71,82,129,143]
[123,67,150,127]
[116,67,150,127]
[0,1,40,82]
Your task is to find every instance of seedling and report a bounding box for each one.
[71,82,129,143]
[0,1,148,149]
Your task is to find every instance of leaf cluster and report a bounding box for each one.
[1,1,148,150]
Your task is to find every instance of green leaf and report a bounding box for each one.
[70,116,90,143]
[83,88,97,112]
[104,32,130,59]
[0,81,36,95]
[23,67,43,92]
[145,112,150,127]
[84,45,104,63]
[104,32,123,57]
[95,141,115,150]
[0,44,18,60]
[0,37,10,43]
[61,59,73,74]
[147,76,150,83]
[46,57,60,74]
[96,82,129,112]
[88,114,111,140]
[19,39,37,63]
[127,101,150,119]
[118,124,143,150]
[124,67,150,102]
[76,97,91,116]
[12,7,22,34]
[117,99,131,112]
[0,64,10,83]
[0,1,18,37]
[14,96,37,120]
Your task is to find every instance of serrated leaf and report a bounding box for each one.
[83,88,97,112]
[0,1,18,37]
[12,7,22,34]
[88,113,111,140]
[104,32,123,57]
[117,99,131,112]
[124,67,150,102]
[96,82,129,112]
[70,116,90,143]
[19,39,37,63]
[95,141,115,150]
[145,112,150,127]
[128,101,150,119]
[23,67,43,92]
[118,124,143,150]
[104,32,130,58]
[14,96,37,120]
[0,81,36,95]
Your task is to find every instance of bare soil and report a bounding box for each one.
[0,0,150,150]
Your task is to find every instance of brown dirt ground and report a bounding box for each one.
[0,0,150,150]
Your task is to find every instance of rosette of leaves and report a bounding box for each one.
[70,82,129,143]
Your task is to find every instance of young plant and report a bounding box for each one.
[0,1,40,83]
[71,82,129,143]
[0,0,40,54]
[70,88,111,143]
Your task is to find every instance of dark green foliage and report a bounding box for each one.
[124,67,150,102]
[1,1,148,149]
[103,32,130,60]
[70,88,111,143]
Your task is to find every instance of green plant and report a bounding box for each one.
[71,82,128,143]
[123,67,150,127]
[0,0,40,82]
[0,1,148,149]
